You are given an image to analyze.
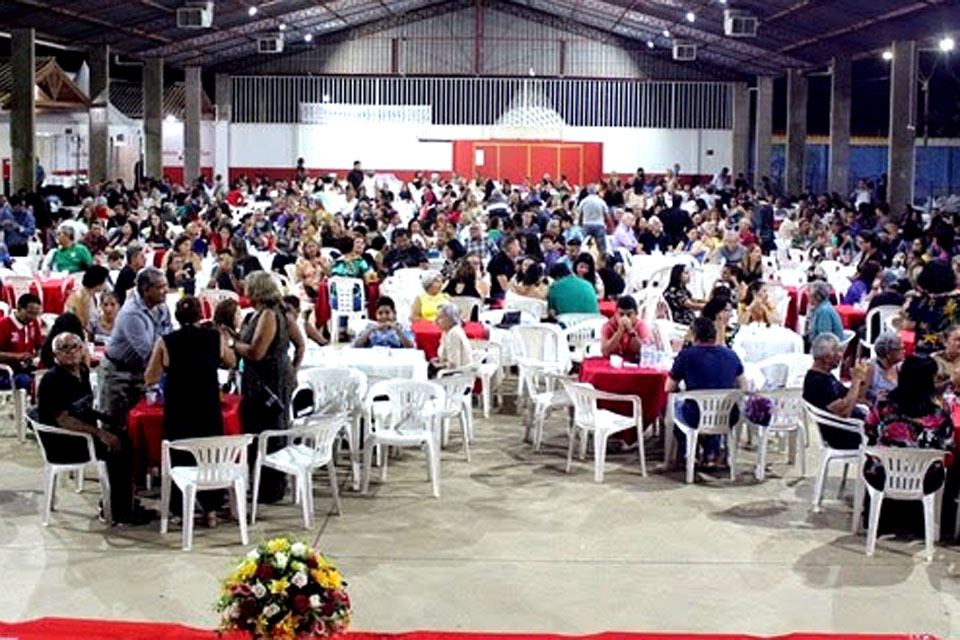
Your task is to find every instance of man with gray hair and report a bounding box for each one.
[577,183,609,255]
[49,223,94,273]
[805,280,844,342]
[101,268,172,425]
[803,333,869,448]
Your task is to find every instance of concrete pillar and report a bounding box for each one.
[828,54,852,196]
[214,73,230,184]
[753,76,773,191]
[10,28,35,193]
[143,58,163,180]
[731,81,749,179]
[888,40,917,217]
[88,44,110,184]
[184,66,202,185]
[785,68,808,196]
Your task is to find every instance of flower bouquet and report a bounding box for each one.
[216,537,350,639]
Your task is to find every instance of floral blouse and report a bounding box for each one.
[907,292,960,354]
[663,285,696,325]
[864,399,956,462]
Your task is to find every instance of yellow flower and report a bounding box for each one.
[235,560,257,581]
[266,538,291,554]
[275,613,298,639]
[269,578,290,595]
[311,567,343,590]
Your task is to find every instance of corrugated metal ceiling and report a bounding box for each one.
[0,0,956,75]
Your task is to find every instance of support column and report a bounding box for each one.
[731,81,749,179]
[88,44,110,184]
[888,40,917,217]
[10,28,35,193]
[184,66,202,185]
[753,76,773,191]
[214,73,231,184]
[828,54,852,196]
[143,58,164,180]
[785,68,808,196]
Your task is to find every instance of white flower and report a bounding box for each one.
[226,602,241,619]
[309,594,322,609]
[251,582,267,599]
[246,549,260,561]
[290,542,308,558]
[263,604,280,618]
[274,552,288,570]
[292,572,308,588]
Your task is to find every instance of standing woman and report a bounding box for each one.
[230,272,292,504]
[145,296,236,524]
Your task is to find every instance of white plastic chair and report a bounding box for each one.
[361,380,445,498]
[4,275,41,310]
[30,417,112,526]
[511,323,569,411]
[562,381,647,481]
[251,412,347,529]
[449,296,480,323]
[804,401,865,515]
[469,339,504,418]
[754,353,812,390]
[860,305,901,357]
[503,291,547,320]
[556,312,604,329]
[328,277,366,344]
[198,288,239,319]
[160,434,254,551]
[666,390,743,484]
[527,371,575,451]
[746,388,807,481]
[297,366,368,490]
[435,367,476,461]
[0,363,27,441]
[862,446,945,562]
[774,268,806,289]
[562,317,607,364]
[652,319,688,353]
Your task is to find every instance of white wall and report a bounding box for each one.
[163,120,216,169]
[226,122,733,176]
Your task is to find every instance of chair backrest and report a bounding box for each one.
[503,291,548,320]
[320,247,342,263]
[645,265,673,293]
[328,277,365,314]
[449,296,480,323]
[863,305,900,347]
[774,268,806,289]
[671,390,743,435]
[199,289,239,319]
[615,247,633,269]
[563,317,607,350]
[5,275,39,306]
[290,384,316,419]
[556,312,604,329]
[365,379,445,434]
[299,366,367,415]
[271,272,292,295]
[435,368,477,413]
[761,255,779,276]
[511,323,566,366]
[469,339,502,369]
[751,388,804,430]
[561,380,600,428]
[863,446,946,499]
[163,434,254,487]
[651,319,686,353]
[289,412,349,465]
[283,262,299,283]
[637,291,672,324]
[840,329,856,349]
[29,417,96,464]
[803,401,865,447]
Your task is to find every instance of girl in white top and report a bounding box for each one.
[433,303,473,371]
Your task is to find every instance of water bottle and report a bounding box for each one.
[640,343,652,368]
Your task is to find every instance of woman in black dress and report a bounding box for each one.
[145,296,236,523]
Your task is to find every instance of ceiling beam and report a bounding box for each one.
[1,0,172,45]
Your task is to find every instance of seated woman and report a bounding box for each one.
[701,291,735,347]
[353,296,414,349]
[511,262,549,300]
[410,271,450,323]
[64,265,110,339]
[441,239,466,280]
[663,264,703,326]
[444,257,484,299]
[165,253,196,295]
[600,296,652,361]
[573,253,605,299]
[331,234,375,281]
[863,354,955,495]
[805,281,844,342]
[933,325,960,391]
[905,260,960,355]
[295,239,328,298]
[860,331,904,403]
[739,281,779,326]
[740,244,764,284]
[842,260,882,306]
[431,303,473,374]
[89,291,119,344]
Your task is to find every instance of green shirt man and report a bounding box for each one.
[547,275,599,316]
[51,242,93,273]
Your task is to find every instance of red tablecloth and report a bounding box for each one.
[579,357,668,428]
[314,279,381,329]
[598,300,616,318]
[126,394,243,479]
[835,304,867,330]
[411,319,487,360]
[783,285,838,333]
[2,277,73,314]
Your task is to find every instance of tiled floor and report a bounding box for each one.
[2,405,960,636]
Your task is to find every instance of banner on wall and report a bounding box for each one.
[299,103,432,126]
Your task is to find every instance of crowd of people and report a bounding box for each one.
[2,159,960,533]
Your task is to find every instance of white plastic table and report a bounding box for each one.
[301,346,428,381]
[732,324,804,364]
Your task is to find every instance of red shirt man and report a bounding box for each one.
[0,294,43,378]
[600,297,652,363]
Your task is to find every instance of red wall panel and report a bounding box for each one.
[452,140,603,185]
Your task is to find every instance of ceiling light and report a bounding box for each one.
[528,67,535,76]
[718,0,726,4]
[881,50,893,61]
[662,29,671,38]
[247,5,257,16]
[685,11,695,22]
[278,23,287,31]
[164,114,178,123]
[304,33,313,42]
[940,36,955,52]
[646,40,654,49]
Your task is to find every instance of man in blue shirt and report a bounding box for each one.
[0,195,36,257]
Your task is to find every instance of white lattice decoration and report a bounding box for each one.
[492,81,566,139]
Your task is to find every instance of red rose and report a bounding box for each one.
[255,563,273,581]
[293,594,311,614]
[321,599,336,616]
[239,598,259,620]
[306,555,319,569]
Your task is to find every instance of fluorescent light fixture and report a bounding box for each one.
[882,50,893,61]
[304,33,313,42]
[685,11,695,22]
[940,37,955,52]
[247,5,257,16]
[165,114,178,123]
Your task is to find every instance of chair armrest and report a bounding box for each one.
[591,390,642,421]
